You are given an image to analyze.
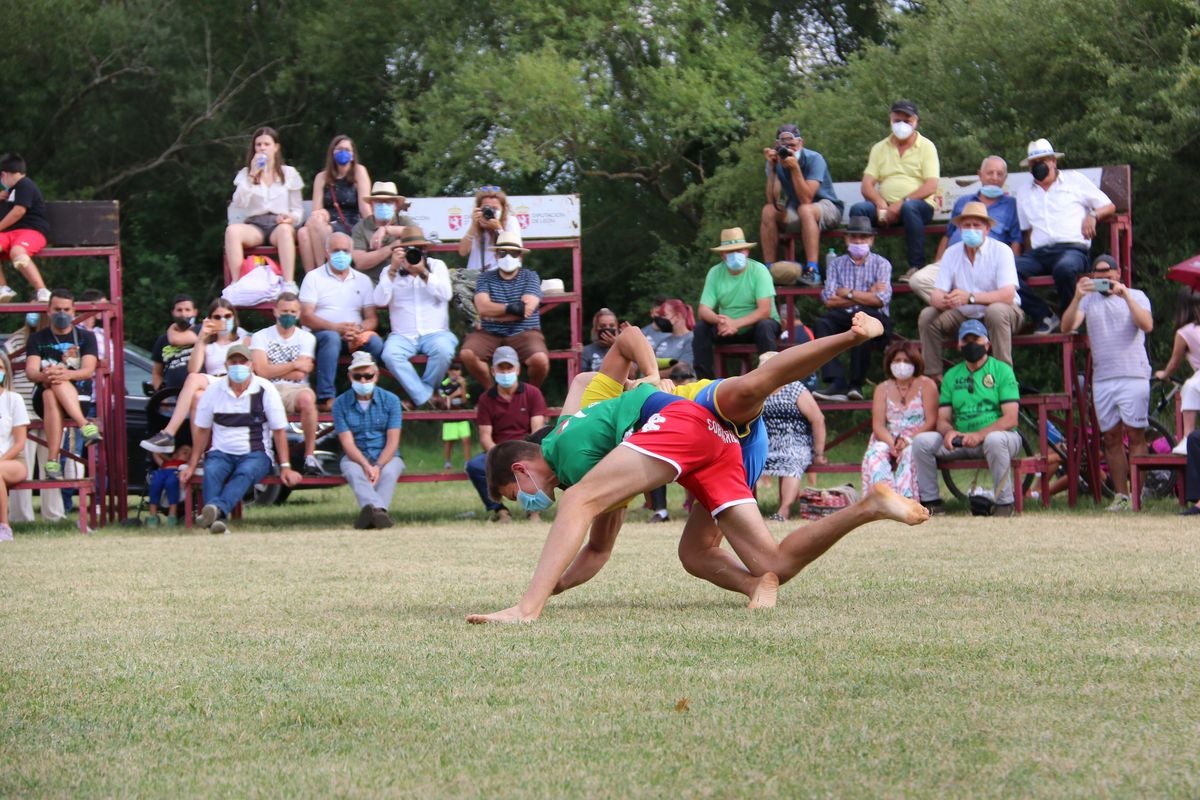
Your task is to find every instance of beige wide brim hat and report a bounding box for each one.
[951,201,994,227]
[710,227,757,253]
[367,181,408,205]
[489,231,530,254]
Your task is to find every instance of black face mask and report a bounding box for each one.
[173,316,192,330]
[962,342,987,363]
[1031,162,1051,182]
[653,316,673,333]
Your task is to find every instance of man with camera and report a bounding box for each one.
[1060,255,1152,512]
[758,123,843,286]
[910,319,1023,517]
[374,227,458,409]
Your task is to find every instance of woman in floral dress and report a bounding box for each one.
[861,340,938,498]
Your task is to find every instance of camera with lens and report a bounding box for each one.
[404,246,424,266]
[481,206,496,221]
[952,435,965,448]
[775,145,794,162]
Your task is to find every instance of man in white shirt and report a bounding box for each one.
[250,292,324,476]
[1015,139,1116,334]
[917,202,1023,379]
[374,227,458,408]
[299,231,383,410]
[178,345,301,534]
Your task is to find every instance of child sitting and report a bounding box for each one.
[0,154,51,304]
[146,444,191,526]
[437,365,471,469]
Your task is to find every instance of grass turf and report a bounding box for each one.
[2,487,1198,797]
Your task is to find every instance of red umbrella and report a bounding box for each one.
[1167,254,1200,290]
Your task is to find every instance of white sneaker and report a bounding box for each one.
[279,281,299,296]
[1106,493,1131,512]
[34,287,52,303]
[0,286,17,304]
[1034,313,1061,335]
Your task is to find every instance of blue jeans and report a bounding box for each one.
[466,452,503,512]
[849,200,934,270]
[1016,243,1090,323]
[202,449,272,516]
[148,467,181,508]
[380,330,459,406]
[314,330,384,401]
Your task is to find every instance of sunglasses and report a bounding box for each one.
[351,372,378,382]
[496,250,522,257]
[478,185,503,193]
[211,314,234,320]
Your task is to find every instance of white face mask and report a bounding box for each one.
[891,361,915,380]
[891,121,915,140]
[497,254,521,273]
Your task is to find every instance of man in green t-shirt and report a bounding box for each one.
[911,319,1023,516]
[466,314,932,625]
[693,226,782,380]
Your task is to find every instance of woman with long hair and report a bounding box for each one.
[298,134,372,272]
[456,186,522,272]
[223,126,304,288]
[650,298,696,367]
[140,299,251,454]
[861,340,938,498]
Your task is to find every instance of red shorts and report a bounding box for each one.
[0,229,46,258]
[619,400,756,516]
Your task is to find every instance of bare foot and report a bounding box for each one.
[850,311,885,342]
[466,605,538,624]
[864,483,930,525]
[747,572,779,609]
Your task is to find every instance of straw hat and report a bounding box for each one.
[951,201,994,227]
[1019,138,1064,166]
[490,231,530,254]
[367,181,408,205]
[710,227,757,253]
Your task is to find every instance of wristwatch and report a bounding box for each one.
[280,462,291,469]
[968,293,976,304]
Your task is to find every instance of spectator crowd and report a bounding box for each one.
[0,98,1171,535]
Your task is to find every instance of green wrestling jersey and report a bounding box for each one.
[542,383,664,488]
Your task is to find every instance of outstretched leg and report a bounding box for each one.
[677,504,777,608]
[717,483,929,584]
[715,311,884,426]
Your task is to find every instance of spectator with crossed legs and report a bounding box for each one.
[469,314,929,624]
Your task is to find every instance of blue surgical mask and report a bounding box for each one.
[725,252,747,272]
[227,364,251,382]
[961,229,985,249]
[333,149,353,166]
[224,318,236,334]
[277,313,298,329]
[494,371,518,388]
[51,311,72,330]
[24,312,39,328]
[514,469,554,513]
[979,185,1004,199]
[352,380,376,397]
[0,370,7,384]
[329,251,352,272]
[374,203,395,223]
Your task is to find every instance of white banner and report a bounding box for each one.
[404,194,581,241]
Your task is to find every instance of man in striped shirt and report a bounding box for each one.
[458,231,549,389]
[178,344,301,534]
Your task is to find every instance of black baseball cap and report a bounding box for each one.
[890,99,919,117]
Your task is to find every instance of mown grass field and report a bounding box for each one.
[2,483,1198,798]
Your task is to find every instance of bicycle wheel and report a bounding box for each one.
[942,429,1034,501]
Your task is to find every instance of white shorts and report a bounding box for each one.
[1181,372,1200,412]
[1093,377,1149,432]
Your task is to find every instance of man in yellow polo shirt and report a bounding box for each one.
[849,99,940,282]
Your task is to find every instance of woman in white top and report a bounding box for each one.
[139,299,251,454]
[456,186,523,271]
[0,351,31,541]
[223,126,305,288]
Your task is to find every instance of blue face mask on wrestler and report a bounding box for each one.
[514,467,553,513]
